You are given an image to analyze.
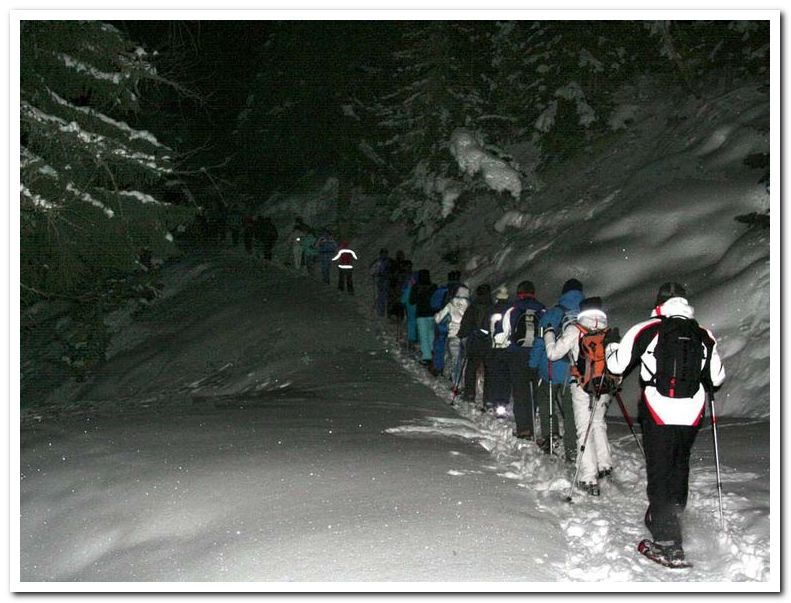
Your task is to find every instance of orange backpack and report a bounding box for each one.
[570,325,618,395]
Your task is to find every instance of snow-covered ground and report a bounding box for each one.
[17,252,774,589]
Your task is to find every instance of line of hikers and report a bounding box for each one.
[383,269,725,566]
[282,231,726,565]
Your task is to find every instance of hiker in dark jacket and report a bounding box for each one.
[483,285,513,414]
[256,217,278,261]
[387,251,409,320]
[400,265,418,346]
[370,248,392,318]
[457,283,492,404]
[506,280,546,439]
[409,269,437,365]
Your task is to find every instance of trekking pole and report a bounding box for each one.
[529,379,537,444]
[708,387,726,531]
[452,356,467,404]
[614,390,646,460]
[548,361,554,456]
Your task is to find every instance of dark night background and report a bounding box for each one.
[17,17,774,583]
[116,21,404,193]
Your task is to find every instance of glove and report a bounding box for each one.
[604,327,621,346]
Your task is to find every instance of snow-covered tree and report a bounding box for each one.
[20,20,193,299]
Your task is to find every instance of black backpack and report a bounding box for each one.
[512,307,540,348]
[651,317,710,398]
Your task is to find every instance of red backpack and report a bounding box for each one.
[570,325,619,395]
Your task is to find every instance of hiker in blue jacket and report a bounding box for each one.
[529,278,584,461]
[317,231,339,285]
[505,280,546,439]
[400,267,419,347]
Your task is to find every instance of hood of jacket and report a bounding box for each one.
[651,296,695,319]
[557,289,585,312]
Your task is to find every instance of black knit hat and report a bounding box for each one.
[448,270,461,282]
[579,296,603,313]
[561,278,583,294]
[656,282,687,305]
[517,280,536,295]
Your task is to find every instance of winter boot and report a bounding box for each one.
[577,481,600,497]
[538,434,562,455]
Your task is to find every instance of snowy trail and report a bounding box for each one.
[374,295,770,583]
[19,253,770,585]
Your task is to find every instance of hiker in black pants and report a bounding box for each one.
[457,283,492,405]
[505,280,546,439]
[605,281,725,564]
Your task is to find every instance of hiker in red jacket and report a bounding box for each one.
[332,241,358,294]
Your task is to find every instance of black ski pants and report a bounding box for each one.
[487,348,511,408]
[534,380,577,461]
[338,268,354,294]
[462,335,490,404]
[507,347,536,435]
[640,402,700,545]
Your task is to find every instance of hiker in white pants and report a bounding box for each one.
[543,296,613,495]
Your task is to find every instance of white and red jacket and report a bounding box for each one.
[331,246,358,270]
[605,297,725,426]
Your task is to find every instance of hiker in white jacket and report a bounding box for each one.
[435,285,471,385]
[605,282,725,564]
[543,296,613,496]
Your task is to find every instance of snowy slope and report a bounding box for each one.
[18,252,772,587]
[303,80,769,419]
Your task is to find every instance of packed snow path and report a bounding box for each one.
[19,253,770,584]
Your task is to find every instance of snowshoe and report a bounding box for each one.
[597,467,613,480]
[537,434,563,456]
[637,539,692,569]
[577,481,600,497]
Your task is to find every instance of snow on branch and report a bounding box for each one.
[56,52,129,85]
[65,182,115,218]
[48,90,168,149]
[21,185,57,210]
[21,102,172,176]
[117,190,168,206]
[449,128,522,199]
